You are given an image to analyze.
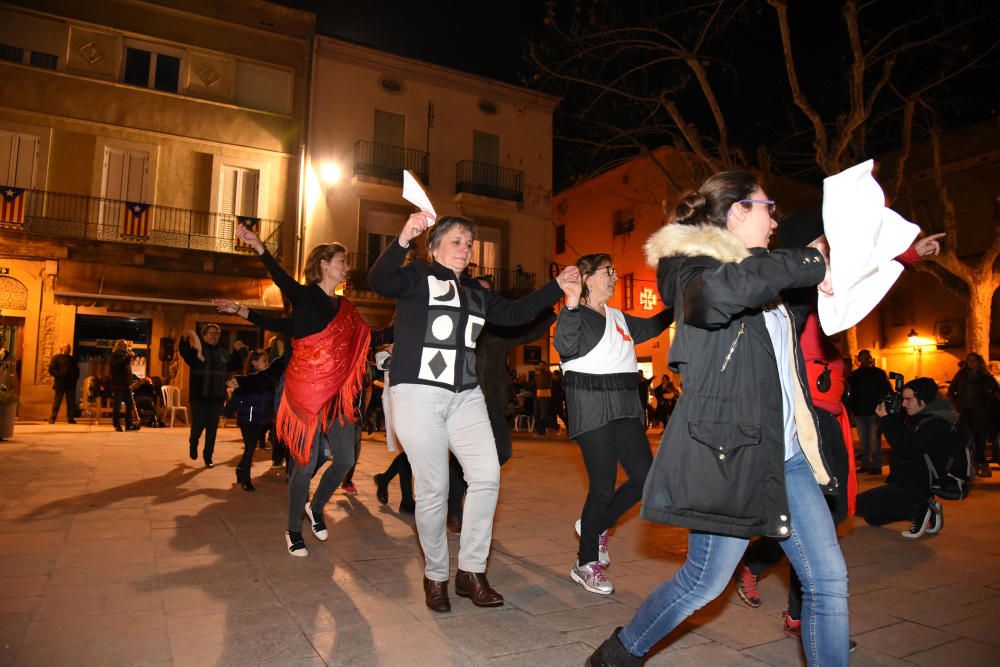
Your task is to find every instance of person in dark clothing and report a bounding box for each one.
[446,277,556,529]
[48,344,80,424]
[948,353,999,478]
[178,324,246,467]
[108,340,138,432]
[589,171,847,666]
[857,377,951,537]
[235,225,370,558]
[224,350,279,492]
[847,349,891,475]
[555,253,671,596]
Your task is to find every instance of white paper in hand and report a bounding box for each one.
[402,170,437,225]
[817,160,919,335]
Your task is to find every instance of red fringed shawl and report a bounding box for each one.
[276,299,370,465]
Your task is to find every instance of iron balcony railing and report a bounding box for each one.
[0,188,282,258]
[455,160,523,203]
[345,252,535,298]
[353,140,429,185]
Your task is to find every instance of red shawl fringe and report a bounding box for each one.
[276,299,370,466]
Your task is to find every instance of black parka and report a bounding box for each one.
[640,223,835,539]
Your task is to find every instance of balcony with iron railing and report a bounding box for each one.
[344,252,536,299]
[0,189,282,258]
[353,140,429,185]
[455,161,523,203]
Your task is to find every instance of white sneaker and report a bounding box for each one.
[304,503,328,541]
[570,560,614,595]
[926,500,943,534]
[901,506,932,538]
[575,519,611,567]
[285,531,308,557]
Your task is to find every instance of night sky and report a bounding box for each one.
[275,0,998,188]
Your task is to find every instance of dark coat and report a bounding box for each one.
[48,353,80,390]
[178,339,246,402]
[639,223,833,539]
[224,369,279,426]
[108,349,134,390]
[879,401,956,499]
[475,311,555,419]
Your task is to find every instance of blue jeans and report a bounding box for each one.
[855,415,881,471]
[619,451,849,666]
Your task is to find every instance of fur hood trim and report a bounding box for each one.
[644,223,750,267]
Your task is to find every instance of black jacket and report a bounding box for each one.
[48,353,80,390]
[640,223,832,539]
[369,239,563,391]
[847,366,891,416]
[476,311,555,419]
[108,349,134,390]
[880,401,955,498]
[178,339,245,401]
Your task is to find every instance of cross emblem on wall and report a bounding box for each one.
[639,287,657,310]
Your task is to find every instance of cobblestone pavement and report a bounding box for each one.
[0,422,998,666]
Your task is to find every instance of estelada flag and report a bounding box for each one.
[235,215,259,253]
[121,201,150,240]
[0,186,26,228]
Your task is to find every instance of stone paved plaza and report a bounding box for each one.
[0,422,998,666]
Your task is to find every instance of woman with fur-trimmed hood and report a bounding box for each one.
[587,172,849,667]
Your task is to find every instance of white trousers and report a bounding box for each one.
[389,384,500,581]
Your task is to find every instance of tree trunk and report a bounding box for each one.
[966,274,996,360]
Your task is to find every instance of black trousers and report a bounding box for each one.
[855,484,929,526]
[51,386,77,421]
[343,423,364,484]
[237,423,266,483]
[382,452,414,507]
[111,389,135,428]
[575,417,652,564]
[189,399,223,462]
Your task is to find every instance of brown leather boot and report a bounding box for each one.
[454,569,504,607]
[423,576,451,613]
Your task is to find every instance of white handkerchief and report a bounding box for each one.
[402,170,437,225]
[817,159,919,335]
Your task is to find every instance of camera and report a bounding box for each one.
[880,371,905,415]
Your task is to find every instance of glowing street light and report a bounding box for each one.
[319,161,342,186]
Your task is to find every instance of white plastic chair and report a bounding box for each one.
[161,385,189,427]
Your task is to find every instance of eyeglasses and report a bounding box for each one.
[595,266,617,278]
[735,198,777,217]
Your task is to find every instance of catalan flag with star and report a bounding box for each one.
[235,215,259,253]
[0,186,26,228]
[121,201,150,240]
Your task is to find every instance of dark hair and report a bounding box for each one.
[248,349,268,368]
[576,253,612,305]
[303,243,348,284]
[427,216,478,258]
[904,377,939,405]
[671,171,759,228]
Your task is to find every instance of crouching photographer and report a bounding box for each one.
[856,377,953,538]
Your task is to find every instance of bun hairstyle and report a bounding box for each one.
[671,171,759,229]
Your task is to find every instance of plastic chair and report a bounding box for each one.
[513,414,534,432]
[161,385,189,427]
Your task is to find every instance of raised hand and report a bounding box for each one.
[236,224,265,254]
[215,299,240,314]
[914,232,945,257]
[398,212,434,247]
[557,266,582,307]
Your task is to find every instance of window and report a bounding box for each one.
[0,42,57,70]
[103,148,149,202]
[473,131,500,166]
[0,130,39,188]
[219,166,259,218]
[234,61,292,114]
[612,209,634,237]
[374,110,405,147]
[360,201,411,269]
[555,224,566,255]
[621,273,635,310]
[123,47,180,93]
